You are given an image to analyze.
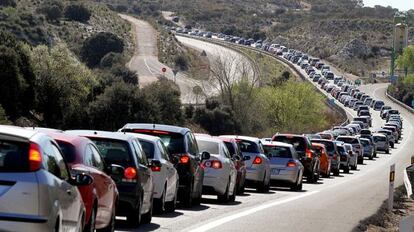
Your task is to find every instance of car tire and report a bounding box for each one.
[237,181,245,195]
[155,187,166,214]
[84,206,96,232]
[386,149,390,154]
[97,206,116,232]
[290,176,302,191]
[229,184,236,202]
[218,182,230,202]
[369,154,374,160]
[141,199,153,224]
[126,200,141,227]
[333,169,340,176]
[307,170,316,183]
[344,165,350,174]
[351,164,357,170]
[182,181,193,208]
[165,184,178,213]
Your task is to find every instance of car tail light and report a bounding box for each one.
[124,167,137,179]
[333,154,338,160]
[29,143,42,171]
[253,156,262,165]
[306,149,313,159]
[151,166,161,172]
[180,155,190,164]
[204,160,223,169]
[287,161,296,167]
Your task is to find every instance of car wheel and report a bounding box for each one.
[141,199,153,224]
[97,206,115,232]
[333,169,340,176]
[218,181,230,202]
[165,183,178,213]
[391,142,395,148]
[386,149,390,154]
[54,217,60,232]
[307,170,316,183]
[155,186,166,214]
[84,206,96,232]
[344,165,350,174]
[369,154,374,160]
[290,175,302,191]
[229,183,236,202]
[127,199,141,227]
[351,164,357,170]
[182,181,193,208]
[237,181,245,195]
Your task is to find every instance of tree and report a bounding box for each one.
[64,4,91,22]
[81,32,124,67]
[192,102,238,135]
[110,65,139,85]
[397,45,414,76]
[0,0,16,7]
[39,0,64,21]
[0,105,11,125]
[30,44,97,128]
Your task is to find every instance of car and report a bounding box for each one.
[196,136,237,202]
[310,139,340,176]
[335,136,363,164]
[372,133,390,154]
[343,143,358,170]
[376,129,395,148]
[262,141,304,191]
[373,100,385,110]
[44,132,119,231]
[353,117,370,128]
[335,142,350,173]
[312,143,331,178]
[358,110,371,117]
[221,136,271,192]
[359,138,374,160]
[0,126,92,232]
[132,133,179,214]
[317,132,334,140]
[382,126,399,142]
[66,130,155,226]
[217,137,247,194]
[119,124,207,207]
[386,109,400,121]
[272,134,320,183]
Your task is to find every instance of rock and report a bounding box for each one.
[337,38,369,59]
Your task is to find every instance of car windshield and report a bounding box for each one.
[273,136,306,153]
[237,140,260,153]
[337,137,358,144]
[138,140,155,159]
[56,141,77,163]
[0,140,29,172]
[263,145,292,158]
[88,138,131,167]
[197,140,219,154]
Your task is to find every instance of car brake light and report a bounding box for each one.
[333,154,338,160]
[29,143,42,171]
[204,160,223,169]
[306,149,313,159]
[124,167,137,179]
[253,156,262,164]
[287,161,296,167]
[180,155,190,164]
[151,166,161,172]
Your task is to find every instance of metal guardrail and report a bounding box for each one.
[386,91,414,114]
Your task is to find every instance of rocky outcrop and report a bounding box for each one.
[336,38,369,59]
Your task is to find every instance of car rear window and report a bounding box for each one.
[273,136,306,153]
[374,136,386,142]
[88,138,131,167]
[138,140,155,159]
[237,140,260,153]
[337,137,358,144]
[337,146,346,155]
[311,140,335,153]
[125,130,185,155]
[197,140,219,154]
[263,145,292,158]
[56,141,76,163]
[0,140,29,172]
[360,139,369,146]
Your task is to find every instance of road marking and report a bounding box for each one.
[187,191,319,232]
[143,58,157,75]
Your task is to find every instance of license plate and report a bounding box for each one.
[271,169,280,175]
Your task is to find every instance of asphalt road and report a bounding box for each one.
[114,37,414,232]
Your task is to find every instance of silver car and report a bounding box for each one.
[132,133,179,214]
[336,136,363,164]
[0,126,92,232]
[373,133,390,154]
[196,136,237,202]
[220,136,271,193]
[360,138,374,160]
[344,143,358,170]
[335,142,350,173]
[262,141,304,191]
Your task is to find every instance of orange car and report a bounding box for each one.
[312,143,331,178]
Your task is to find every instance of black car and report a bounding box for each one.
[119,124,209,207]
[66,130,156,227]
[272,134,320,183]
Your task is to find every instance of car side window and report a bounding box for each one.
[222,145,231,159]
[186,133,198,156]
[90,144,105,171]
[158,141,169,161]
[84,145,94,167]
[132,140,148,166]
[50,143,69,180]
[42,141,61,178]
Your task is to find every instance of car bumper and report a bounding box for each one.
[202,175,227,195]
[245,167,265,182]
[116,183,140,216]
[270,169,298,183]
[0,213,50,232]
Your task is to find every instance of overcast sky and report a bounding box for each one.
[363,0,414,11]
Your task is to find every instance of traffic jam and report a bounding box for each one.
[0,36,404,232]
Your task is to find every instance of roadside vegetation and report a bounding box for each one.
[388,46,414,108]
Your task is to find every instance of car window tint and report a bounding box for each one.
[84,145,94,167]
[273,136,305,153]
[187,133,198,156]
[50,143,69,180]
[157,141,169,161]
[237,140,260,153]
[133,140,148,165]
[89,138,131,167]
[0,140,29,172]
[222,145,231,159]
[263,145,292,158]
[197,140,219,154]
[43,141,61,178]
[56,141,76,163]
[224,142,236,157]
[90,144,105,171]
[139,140,155,159]
[159,141,171,161]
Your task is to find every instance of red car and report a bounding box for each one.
[217,137,247,194]
[47,132,119,232]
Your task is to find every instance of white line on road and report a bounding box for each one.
[187,190,319,232]
[143,58,156,75]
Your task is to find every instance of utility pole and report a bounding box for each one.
[390,12,408,83]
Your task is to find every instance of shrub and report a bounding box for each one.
[80,32,124,67]
[174,54,189,71]
[39,0,64,21]
[100,52,124,68]
[0,0,16,7]
[64,4,91,22]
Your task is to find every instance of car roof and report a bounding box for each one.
[196,135,223,144]
[373,133,386,137]
[66,130,135,141]
[262,141,293,148]
[120,123,190,135]
[0,125,39,140]
[44,131,90,145]
[126,133,160,143]
[220,135,260,143]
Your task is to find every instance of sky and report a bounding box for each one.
[363,0,414,11]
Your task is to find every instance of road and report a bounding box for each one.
[114,37,414,232]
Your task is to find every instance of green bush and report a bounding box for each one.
[39,0,64,21]
[0,105,11,125]
[0,0,16,7]
[64,4,91,22]
[81,32,124,67]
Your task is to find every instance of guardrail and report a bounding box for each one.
[175,34,350,126]
[386,90,414,114]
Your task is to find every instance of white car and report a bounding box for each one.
[220,136,271,193]
[195,136,237,202]
[131,133,179,213]
[343,143,358,170]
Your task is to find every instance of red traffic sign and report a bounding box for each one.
[162,67,167,73]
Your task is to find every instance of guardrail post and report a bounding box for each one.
[388,164,395,211]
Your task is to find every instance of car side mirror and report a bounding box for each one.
[243,156,251,161]
[71,173,93,186]
[150,160,162,168]
[201,151,210,160]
